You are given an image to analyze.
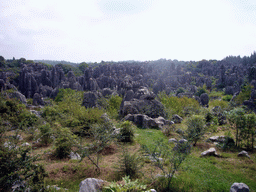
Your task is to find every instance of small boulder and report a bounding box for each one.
[173,114,183,124]
[168,138,177,143]
[79,178,104,192]
[230,182,249,192]
[201,148,219,157]
[238,151,250,158]
[69,151,81,160]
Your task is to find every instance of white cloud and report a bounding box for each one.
[0,0,256,62]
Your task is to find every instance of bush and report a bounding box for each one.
[158,92,200,117]
[106,95,122,119]
[185,115,206,146]
[54,126,78,159]
[141,139,191,191]
[119,121,135,143]
[103,176,147,192]
[115,148,143,179]
[209,100,229,110]
[195,85,208,97]
[39,123,53,145]
[222,95,233,102]
[0,127,47,191]
[234,84,252,105]
[176,87,185,95]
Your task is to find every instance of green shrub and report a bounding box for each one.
[103,176,147,192]
[158,92,200,118]
[54,125,78,159]
[234,84,252,105]
[185,115,206,146]
[209,99,229,110]
[176,87,185,95]
[119,121,135,143]
[222,95,233,102]
[115,148,143,179]
[39,123,53,145]
[141,139,191,191]
[195,85,208,97]
[208,90,224,99]
[0,128,47,191]
[107,95,122,119]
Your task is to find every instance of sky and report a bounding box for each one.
[1,0,256,63]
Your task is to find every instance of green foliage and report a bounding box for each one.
[79,122,115,172]
[54,125,78,159]
[208,90,224,99]
[119,121,135,143]
[107,95,122,119]
[0,128,47,191]
[234,84,252,105]
[244,113,256,150]
[226,108,246,147]
[209,99,229,110]
[195,84,208,97]
[158,92,200,117]
[141,139,191,191]
[0,94,38,129]
[42,89,104,135]
[78,62,89,73]
[39,123,53,145]
[222,94,233,102]
[176,87,185,95]
[185,115,206,146]
[115,148,143,179]
[103,176,147,192]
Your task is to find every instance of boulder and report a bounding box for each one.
[172,114,183,124]
[82,91,102,108]
[201,148,219,157]
[230,182,249,192]
[32,93,44,106]
[238,151,250,158]
[200,93,209,106]
[69,151,81,160]
[120,99,166,118]
[168,138,177,143]
[124,114,170,129]
[8,91,27,104]
[79,178,104,192]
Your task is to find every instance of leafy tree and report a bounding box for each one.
[79,122,115,173]
[244,113,256,150]
[54,125,78,159]
[141,139,191,191]
[114,148,143,179]
[0,126,47,191]
[119,121,135,143]
[185,115,206,146]
[226,108,246,147]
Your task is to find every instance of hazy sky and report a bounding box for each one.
[1,0,256,63]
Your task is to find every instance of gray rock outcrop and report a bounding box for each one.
[79,178,104,192]
[230,182,249,192]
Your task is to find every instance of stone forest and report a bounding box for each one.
[0,54,256,191]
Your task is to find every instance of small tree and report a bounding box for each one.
[79,122,115,173]
[245,113,256,150]
[141,139,191,191]
[115,147,143,179]
[226,108,246,147]
[185,115,206,146]
[119,121,134,143]
[54,125,78,159]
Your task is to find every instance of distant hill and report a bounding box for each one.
[34,59,79,66]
